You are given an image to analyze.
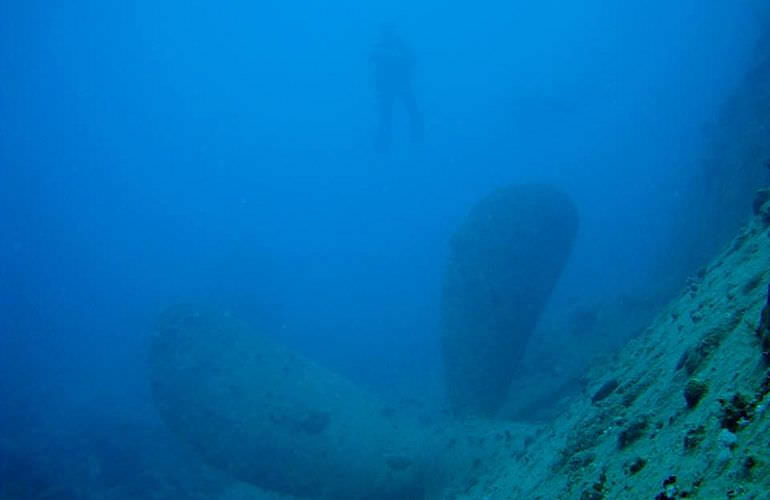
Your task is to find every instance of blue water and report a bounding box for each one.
[1,1,767,498]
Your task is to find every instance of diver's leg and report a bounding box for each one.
[376,93,393,154]
[402,90,423,147]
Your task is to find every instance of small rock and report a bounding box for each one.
[592,379,620,404]
[618,417,649,449]
[752,188,770,216]
[718,428,737,449]
[683,425,705,451]
[624,457,647,475]
[684,379,708,409]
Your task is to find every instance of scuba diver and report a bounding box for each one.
[370,26,424,153]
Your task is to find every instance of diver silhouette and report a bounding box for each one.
[370,26,424,153]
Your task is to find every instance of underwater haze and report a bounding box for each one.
[1,1,768,498]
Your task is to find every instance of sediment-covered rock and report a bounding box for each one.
[440,184,578,416]
[151,305,429,500]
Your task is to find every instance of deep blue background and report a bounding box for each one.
[1,0,766,431]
